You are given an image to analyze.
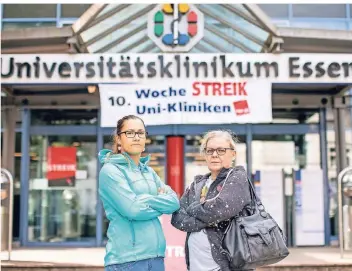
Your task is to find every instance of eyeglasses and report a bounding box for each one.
[204,148,234,156]
[118,130,148,138]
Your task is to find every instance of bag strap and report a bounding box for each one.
[246,175,263,206]
[204,168,233,202]
[208,168,263,208]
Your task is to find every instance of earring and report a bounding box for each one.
[118,145,121,152]
[143,148,145,152]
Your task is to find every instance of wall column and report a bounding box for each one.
[166,136,185,197]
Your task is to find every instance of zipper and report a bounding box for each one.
[141,171,152,194]
[129,221,136,247]
[152,219,160,256]
[141,170,159,255]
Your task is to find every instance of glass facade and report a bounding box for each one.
[1,4,351,31]
[3,105,329,246]
[258,4,352,30]
[1,4,351,44]
[30,110,98,126]
[1,4,91,30]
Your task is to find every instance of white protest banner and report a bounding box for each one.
[98,80,272,127]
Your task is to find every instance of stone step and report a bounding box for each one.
[1,262,351,271]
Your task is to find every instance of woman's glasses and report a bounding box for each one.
[204,148,234,156]
[118,130,148,138]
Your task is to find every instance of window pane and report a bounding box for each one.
[293,4,346,18]
[61,4,91,18]
[258,4,289,18]
[290,21,348,31]
[31,110,98,125]
[3,4,56,18]
[2,22,56,31]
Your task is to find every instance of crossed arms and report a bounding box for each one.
[171,170,251,232]
[99,163,180,221]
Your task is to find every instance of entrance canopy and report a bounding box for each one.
[72,4,281,53]
[2,3,352,54]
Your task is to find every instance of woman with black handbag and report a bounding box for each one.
[171,130,254,271]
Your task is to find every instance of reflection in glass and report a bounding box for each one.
[30,110,98,125]
[3,4,56,18]
[2,22,56,30]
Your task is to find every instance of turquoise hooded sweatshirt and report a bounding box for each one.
[98,149,180,267]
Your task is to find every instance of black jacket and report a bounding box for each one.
[171,166,252,271]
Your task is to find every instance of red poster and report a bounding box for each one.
[47,146,77,187]
[160,215,187,271]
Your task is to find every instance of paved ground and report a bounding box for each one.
[1,247,352,270]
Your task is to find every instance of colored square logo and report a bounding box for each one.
[233,100,250,116]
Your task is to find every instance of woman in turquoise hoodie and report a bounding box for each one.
[99,115,180,271]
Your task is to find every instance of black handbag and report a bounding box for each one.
[219,169,289,270]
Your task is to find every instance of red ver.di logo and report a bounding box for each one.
[233,100,250,116]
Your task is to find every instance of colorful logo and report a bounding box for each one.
[148,4,204,52]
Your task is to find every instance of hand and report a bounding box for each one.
[158,187,165,194]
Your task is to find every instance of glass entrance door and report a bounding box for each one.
[28,135,97,243]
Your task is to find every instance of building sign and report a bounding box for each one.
[147,4,204,52]
[1,54,351,83]
[47,147,77,187]
[98,80,272,127]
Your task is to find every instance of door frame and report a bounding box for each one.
[20,108,98,247]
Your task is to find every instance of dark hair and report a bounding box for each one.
[113,115,146,153]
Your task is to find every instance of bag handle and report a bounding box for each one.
[246,175,263,206]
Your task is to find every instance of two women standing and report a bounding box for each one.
[99,115,253,271]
